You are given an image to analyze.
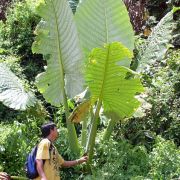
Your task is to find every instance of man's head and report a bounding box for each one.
[41,122,58,141]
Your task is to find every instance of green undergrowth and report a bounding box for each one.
[82,136,180,180]
[0,121,179,179]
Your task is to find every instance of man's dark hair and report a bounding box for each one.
[41,122,56,138]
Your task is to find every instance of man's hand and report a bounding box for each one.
[77,155,88,164]
[41,178,47,180]
[62,156,89,167]
[0,172,11,180]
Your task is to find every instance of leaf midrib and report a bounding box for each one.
[99,45,110,101]
[97,0,109,101]
[51,0,66,97]
[103,0,108,43]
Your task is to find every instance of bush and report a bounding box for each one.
[142,49,180,145]
[0,0,44,81]
[0,0,39,56]
[0,117,44,176]
[83,137,150,180]
[119,48,180,149]
[81,136,180,180]
[148,136,180,179]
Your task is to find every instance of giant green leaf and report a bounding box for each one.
[86,42,144,118]
[75,0,134,60]
[137,10,177,71]
[32,0,84,106]
[0,63,37,110]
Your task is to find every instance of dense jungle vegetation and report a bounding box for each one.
[0,0,179,179]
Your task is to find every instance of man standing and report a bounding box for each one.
[34,122,88,180]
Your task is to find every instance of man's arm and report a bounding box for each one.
[36,159,47,180]
[62,156,88,167]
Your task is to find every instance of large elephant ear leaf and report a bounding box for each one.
[137,9,177,72]
[75,0,134,59]
[32,0,84,106]
[86,42,144,118]
[0,63,37,110]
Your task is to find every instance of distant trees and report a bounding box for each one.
[123,0,147,33]
[0,0,12,21]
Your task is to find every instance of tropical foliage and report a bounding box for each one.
[0,0,179,179]
[32,0,84,155]
[136,8,177,71]
[29,0,143,161]
[75,0,134,53]
[84,42,143,162]
[0,63,37,110]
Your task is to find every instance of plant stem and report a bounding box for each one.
[52,0,80,156]
[63,91,80,156]
[103,119,117,141]
[81,116,88,148]
[86,100,102,164]
[11,176,28,180]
